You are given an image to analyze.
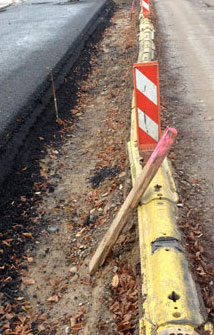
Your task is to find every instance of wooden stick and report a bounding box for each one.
[89,127,177,275]
[50,70,59,122]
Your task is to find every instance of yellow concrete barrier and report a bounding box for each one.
[128,11,209,335]
[138,16,155,62]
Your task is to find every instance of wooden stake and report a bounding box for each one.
[89,127,177,275]
[50,70,59,122]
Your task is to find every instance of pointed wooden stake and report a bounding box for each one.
[89,127,177,275]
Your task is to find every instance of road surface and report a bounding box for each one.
[154,0,214,258]
[0,0,108,181]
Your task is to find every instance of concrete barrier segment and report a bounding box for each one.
[128,10,208,335]
[138,17,155,62]
[128,119,205,330]
[128,123,206,334]
[138,204,205,326]
[128,143,178,204]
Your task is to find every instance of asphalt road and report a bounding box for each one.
[0,0,107,132]
[154,0,214,251]
[0,0,108,181]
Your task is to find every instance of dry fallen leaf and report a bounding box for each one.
[27,257,34,263]
[112,274,119,288]
[57,118,65,125]
[110,300,120,312]
[16,297,25,301]
[37,315,48,321]
[71,323,83,331]
[22,233,33,239]
[49,279,62,287]
[119,171,126,178]
[2,323,10,329]
[123,313,132,322]
[5,313,14,320]
[47,295,59,303]
[188,232,195,241]
[117,320,131,331]
[18,315,26,323]
[40,169,49,180]
[196,265,206,276]
[38,324,46,332]
[22,277,35,285]
[70,306,87,329]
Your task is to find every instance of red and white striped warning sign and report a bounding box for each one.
[133,61,161,151]
[141,0,150,17]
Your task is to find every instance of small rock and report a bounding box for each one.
[113,266,118,273]
[65,326,70,334]
[119,171,126,178]
[177,203,183,208]
[69,266,78,274]
[47,225,59,233]
[90,213,97,223]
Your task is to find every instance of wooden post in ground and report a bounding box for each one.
[89,127,177,276]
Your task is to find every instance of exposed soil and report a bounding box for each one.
[0,1,141,334]
[152,0,214,322]
[4,0,213,333]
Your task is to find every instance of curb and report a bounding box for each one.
[128,12,209,335]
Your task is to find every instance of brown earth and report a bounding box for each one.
[0,1,142,335]
[3,0,213,333]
